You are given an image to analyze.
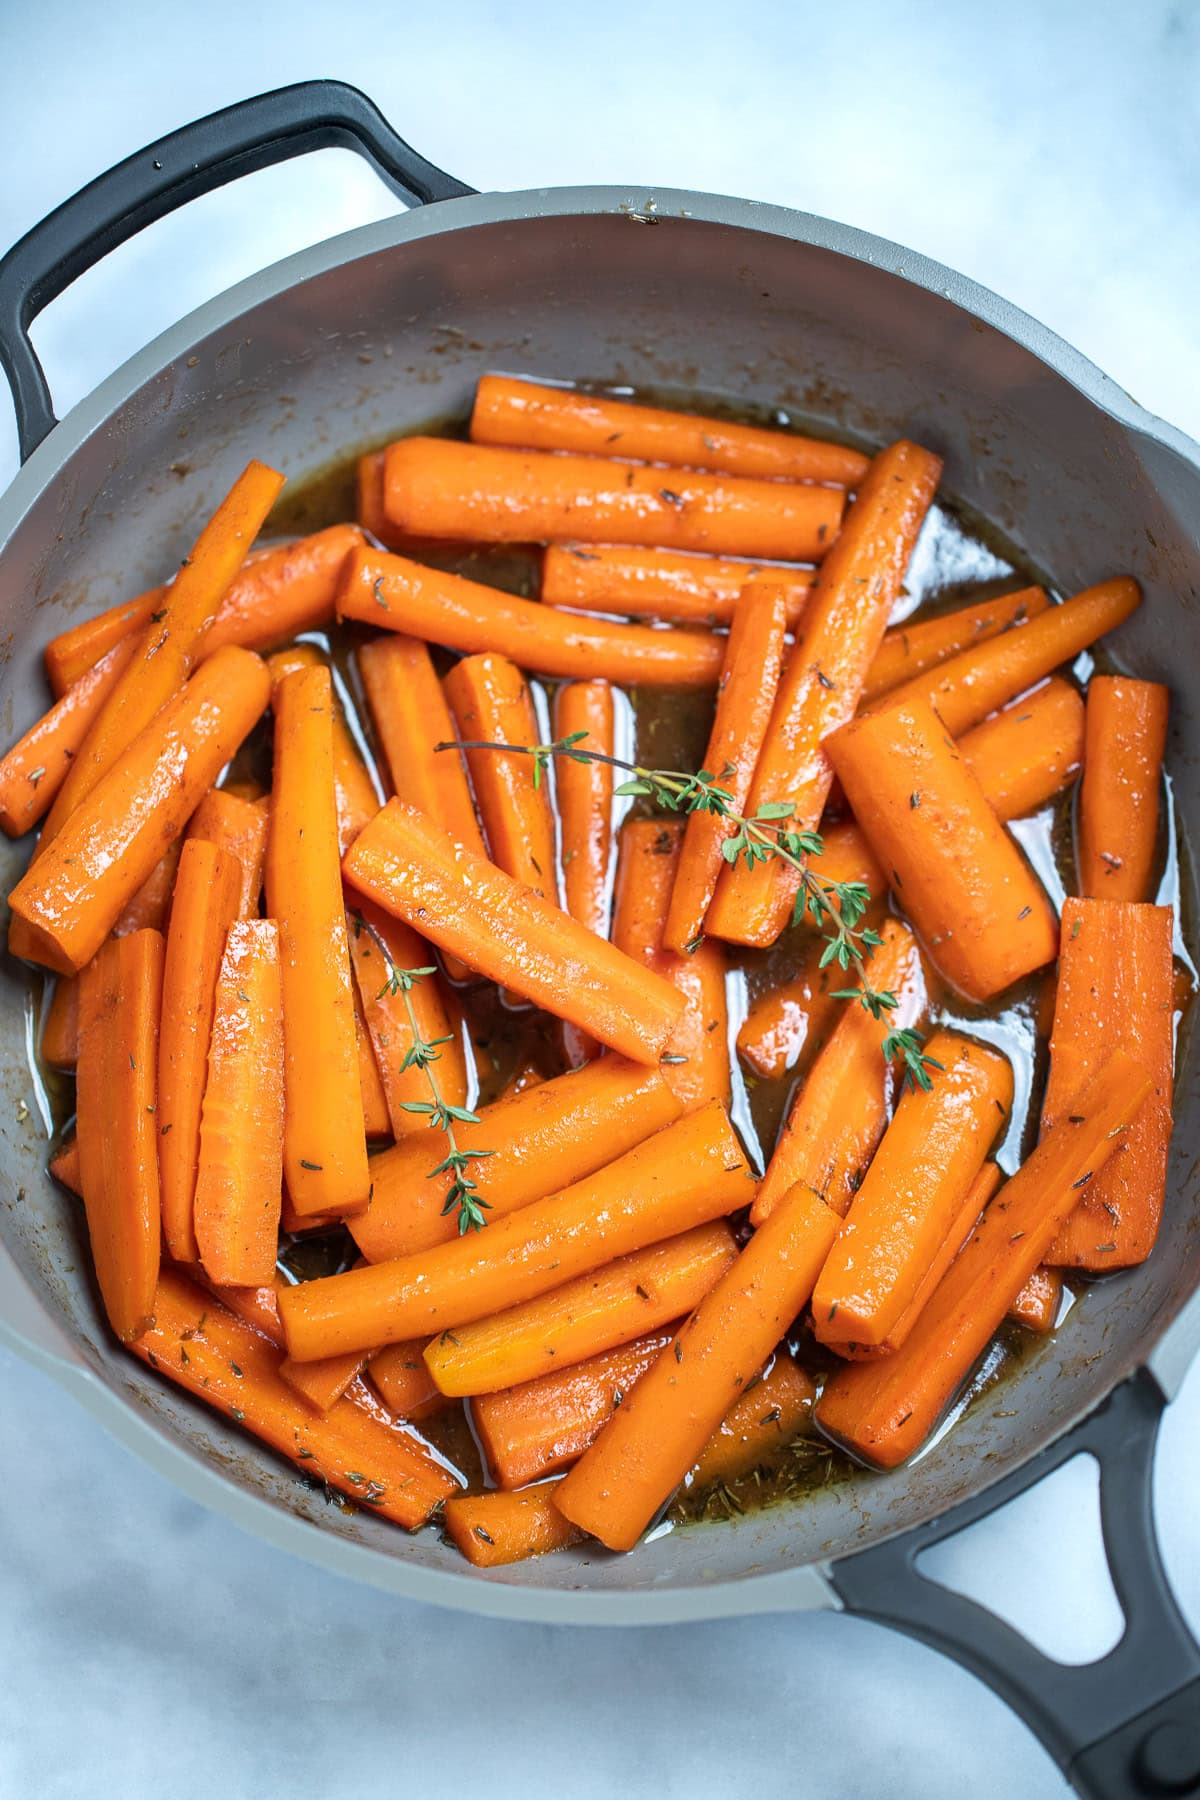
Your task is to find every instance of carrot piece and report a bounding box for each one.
[266,643,381,853]
[661,578,790,953]
[341,547,725,689]
[444,652,559,902]
[366,1339,452,1422]
[1077,676,1169,902]
[279,1102,752,1360]
[266,664,369,1219]
[49,1133,81,1195]
[444,1484,583,1567]
[202,1275,286,1347]
[357,451,399,547]
[43,589,165,697]
[752,918,926,1222]
[41,974,80,1070]
[424,1221,738,1396]
[130,1268,460,1528]
[0,637,139,837]
[342,800,687,1063]
[689,1353,817,1491]
[827,696,1058,1001]
[157,839,244,1262]
[555,1185,838,1551]
[76,930,163,1342]
[186,788,270,918]
[735,938,846,1081]
[1042,897,1174,1268]
[112,839,182,936]
[707,440,943,946]
[862,586,1050,704]
[611,818,729,1111]
[541,544,814,628]
[551,678,616,936]
[350,1056,682,1263]
[280,1348,368,1414]
[958,676,1084,819]
[1008,1266,1063,1333]
[814,1033,1014,1349]
[816,1049,1153,1467]
[345,896,469,1136]
[9,645,270,974]
[352,984,392,1143]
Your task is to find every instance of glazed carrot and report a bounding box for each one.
[130,1267,460,1528]
[1042,897,1174,1268]
[552,679,615,936]
[112,840,182,936]
[350,1056,682,1262]
[662,578,790,953]
[689,1353,817,1490]
[493,1062,545,1100]
[266,643,382,853]
[43,588,165,696]
[342,801,686,1062]
[279,1102,752,1360]
[827,696,1058,1001]
[353,985,392,1143]
[41,975,80,1069]
[280,1347,368,1414]
[444,652,559,902]
[958,676,1084,820]
[424,1221,738,1396]
[203,1275,286,1347]
[472,376,871,487]
[816,1049,1153,1468]
[1008,1266,1063,1333]
[49,1134,81,1195]
[157,840,243,1262]
[444,1485,583,1567]
[9,646,270,974]
[357,451,399,547]
[752,918,925,1222]
[366,1339,452,1422]
[555,1185,838,1551]
[186,788,270,918]
[1077,676,1169,902]
[0,637,138,836]
[341,548,724,688]
[266,664,369,1218]
[707,440,943,946]
[541,544,814,628]
[862,586,1050,703]
[76,930,163,1343]
[814,1034,1013,1350]
[346,896,469,1135]
[611,819,729,1111]
[735,936,846,1081]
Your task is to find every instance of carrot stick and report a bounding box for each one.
[552,679,615,939]
[345,896,469,1136]
[1008,1266,1063,1333]
[366,1339,452,1422]
[266,664,369,1219]
[735,937,846,1081]
[862,587,1050,703]
[813,1032,1014,1349]
[200,1274,286,1347]
[444,1484,583,1567]
[157,839,243,1262]
[353,984,392,1143]
[341,547,724,688]
[444,652,559,902]
[186,787,270,918]
[707,440,943,946]
[41,975,80,1069]
[43,589,166,697]
[342,800,687,1063]
[112,840,182,936]
[815,1048,1153,1467]
[752,918,926,1222]
[357,451,400,547]
[661,578,790,952]
[958,676,1084,819]
[827,696,1059,1001]
[541,544,814,628]
[49,1134,82,1195]
[76,929,163,1342]
[130,1268,461,1528]
[554,1185,838,1551]
[611,818,729,1111]
[0,637,138,836]
[9,646,270,974]
[1077,676,1169,902]
[1042,897,1174,1268]
[689,1353,817,1491]
[423,1221,738,1396]
[350,1056,682,1263]
[266,643,382,853]
[279,1350,368,1414]
[279,1101,752,1360]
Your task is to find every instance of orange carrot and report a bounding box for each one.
[423,1221,738,1396]
[0,637,138,836]
[49,1134,82,1195]
[279,1350,368,1414]
[112,840,182,936]
[76,930,163,1342]
[353,985,392,1143]
[342,800,686,1063]
[266,642,381,853]
[443,1485,583,1567]
[707,440,943,946]
[345,896,469,1136]
[661,578,790,953]
[827,696,1058,1000]
[541,544,814,628]
[552,678,616,936]
[350,1056,682,1263]
[43,588,166,697]
[958,676,1084,819]
[735,938,846,1081]
[200,1275,286,1347]
[816,1049,1153,1467]
[266,664,369,1219]
[186,787,270,918]
[366,1339,452,1422]
[1077,676,1169,902]
[1008,1266,1063,1333]
[862,587,1050,703]
[40,975,80,1069]
[555,1185,838,1551]
[279,1102,752,1360]
[688,1354,817,1491]
[341,547,724,688]
[444,652,559,902]
[357,451,400,547]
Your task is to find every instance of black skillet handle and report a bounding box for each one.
[0,79,476,462]
[831,1371,1200,1798]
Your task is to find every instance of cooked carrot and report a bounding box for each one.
[444,652,559,903]
[186,787,270,918]
[707,440,943,947]
[266,664,369,1219]
[9,646,270,974]
[424,1221,738,1396]
[862,587,1050,703]
[662,578,790,953]
[76,930,163,1342]
[827,696,1059,1001]
[112,840,182,936]
[752,918,926,1222]
[353,985,392,1143]
[814,1034,1013,1349]
[266,643,382,853]
[541,544,814,628]
[357,451,399,547]
[43,588,166,696]
[816,1048,1153,1467]
[958,676,1084,819]
[350,1056,682,1262]
[552,679,615,936]
[0,637,138,836]
[200,1274,286,1347]
[611,818,729,1110]
[279,1101,752,1360]
[555,1185,838,1551]
[346,896,469,1135]
[341,547,724,688]
[279,1351,368,1414]
[444,1484,583,1567]
[366,1339,452,1422]
[689,1353,817,1490]
[41,975,80,1069]
[1077,676,1169,902]
[49,1133,82,1195]
[342,800,686,1062]
[1042,897,1174,1268]
[130,1267,460,1528]
[493,1062,545,1100]
[1008,1266,1063,1333]
[735,936,846,1081]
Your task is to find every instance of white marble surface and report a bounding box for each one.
[1,3,1198,1794]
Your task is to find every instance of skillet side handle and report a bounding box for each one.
[830,1371,1200,1799]
[0,78,475,462]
